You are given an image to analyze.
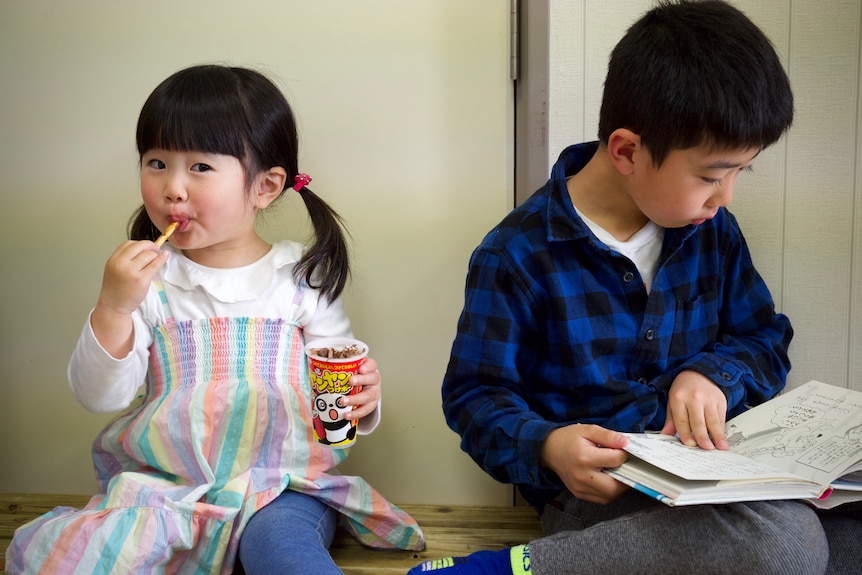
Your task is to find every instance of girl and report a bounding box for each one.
[6,64,424,575]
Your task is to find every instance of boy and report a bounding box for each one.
[409,1,860,574]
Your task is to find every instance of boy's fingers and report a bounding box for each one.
[667,403,694,447]
[690,420,716,450]
[707,407,729,449]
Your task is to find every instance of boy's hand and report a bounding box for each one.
[661,370,729,450]
[540,424,630,504]
[92,240,169,358]
[342,356,381,421]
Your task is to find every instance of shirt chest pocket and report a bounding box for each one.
[669,290,720,358]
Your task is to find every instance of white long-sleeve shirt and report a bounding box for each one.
[68,240,379,431]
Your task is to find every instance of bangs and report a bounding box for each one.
[136,66,249,159]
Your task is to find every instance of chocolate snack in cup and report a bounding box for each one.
[305,337,368,448]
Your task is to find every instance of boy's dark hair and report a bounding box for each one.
[598,0,793,166]
[130,65,349,301]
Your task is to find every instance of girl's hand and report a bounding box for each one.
[91,240,169,358]
[660,370,729,450]
[97,240,168,314]
[540,423,630,504]
[342,356,381,421]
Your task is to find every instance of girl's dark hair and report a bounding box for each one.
[131,64,349,301]
[598,0,793,166]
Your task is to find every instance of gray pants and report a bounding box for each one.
[818,502,862,575]
[531,491,836,575]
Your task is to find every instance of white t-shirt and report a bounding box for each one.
[576,209,665,292]
[68,240,379,431]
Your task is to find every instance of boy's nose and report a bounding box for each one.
[711,186,733,208]
[708,178,735,209]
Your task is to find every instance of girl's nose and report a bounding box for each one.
[164,179,187,202]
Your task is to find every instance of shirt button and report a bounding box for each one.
[721,372,733,381]
[637,377,648,385]
[645,329,656,340]
[623,272,635,282]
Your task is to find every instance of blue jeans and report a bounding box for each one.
[239,489,341,575]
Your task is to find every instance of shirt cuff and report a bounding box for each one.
[678,352,747,406]
[515,418,565,489]
[356,401,381,435]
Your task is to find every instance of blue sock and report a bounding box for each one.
[407,545,530,575]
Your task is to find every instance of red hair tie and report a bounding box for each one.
[293,173,312,191]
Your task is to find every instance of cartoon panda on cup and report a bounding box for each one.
[305,337,369,448]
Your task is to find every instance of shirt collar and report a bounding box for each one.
[546,141,600,243]
[544,141,700,249]
[161,241,302,303]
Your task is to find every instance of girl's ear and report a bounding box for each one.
[606,128,641,176]
[254,167,288,209]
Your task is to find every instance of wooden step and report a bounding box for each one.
[1,493,544,574]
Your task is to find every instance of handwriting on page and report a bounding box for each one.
[798,436,862,474]
[622,434,798,481]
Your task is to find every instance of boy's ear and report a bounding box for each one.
[254,167,288,209]
[607,128,641,176]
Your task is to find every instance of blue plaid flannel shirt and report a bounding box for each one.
[442,142,793,510]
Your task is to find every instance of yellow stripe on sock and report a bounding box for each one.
[510,544,531,574]
[420,557,455,571]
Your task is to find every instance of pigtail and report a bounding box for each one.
[293,183,351,302]
[127,204,160,241]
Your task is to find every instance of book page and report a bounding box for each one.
[621,434,801,481]
[725,381,862,486]
[831,470,862,491]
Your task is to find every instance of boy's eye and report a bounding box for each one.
[191,163,212,173]
[147,159,166,169]
[702,166,752,186]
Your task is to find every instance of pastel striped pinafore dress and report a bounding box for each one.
[6,282,424,574]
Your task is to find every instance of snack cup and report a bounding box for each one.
[305,337,368,448]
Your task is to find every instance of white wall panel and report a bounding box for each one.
[782,0,859,389]
[853,12,862,388]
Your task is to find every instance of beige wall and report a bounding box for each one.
[549,0,862,393]
[0,1,513,504]
[3,0,859,503]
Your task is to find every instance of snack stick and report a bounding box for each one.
[154,221,180,247]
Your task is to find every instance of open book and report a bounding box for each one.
[604,380,862,507]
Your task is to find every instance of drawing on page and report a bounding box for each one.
[729,402,833,459]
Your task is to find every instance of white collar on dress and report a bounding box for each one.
[161,240,304,303]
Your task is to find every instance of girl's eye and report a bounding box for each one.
[147,159,166,169]
[191,163,212,173]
